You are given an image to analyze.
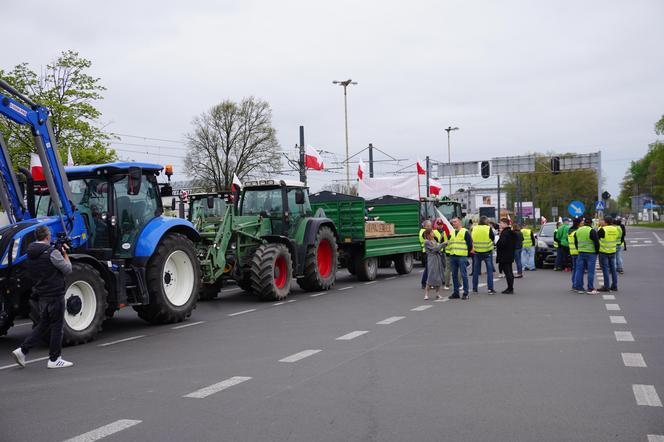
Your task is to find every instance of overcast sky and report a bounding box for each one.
[4,0,664,199]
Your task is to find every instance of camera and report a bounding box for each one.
[52,232,72,253]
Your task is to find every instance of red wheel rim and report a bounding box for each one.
[317,239,333,278]
[274,255,287,289]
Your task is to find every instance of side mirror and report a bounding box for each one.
[207,196,215,209]
[171,198,176,210]
[161,184,173,197]
[295,189,305,205]
[127,167,142,196]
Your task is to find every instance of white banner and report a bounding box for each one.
[358,175,420,200]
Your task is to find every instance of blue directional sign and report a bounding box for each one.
[567,200,585,217]
[595,200,605,211]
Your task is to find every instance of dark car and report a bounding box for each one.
[535,222,557,268]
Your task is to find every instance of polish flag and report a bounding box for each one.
[357,158,365,180]
[416,158,426,175]
[232,173,243,192]
[304,146,324,170]
[429,178,443,196]
[30,153,45,181]
[436,213,453,238]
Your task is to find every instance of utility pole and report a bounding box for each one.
[299,125,306,184]
[497,175,501,221]
[516,175,522,224]
[333,79,357,191]
[368,143,374,178]
[426,156,430,197]
[444,126,459,195]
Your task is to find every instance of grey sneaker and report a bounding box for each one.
[47,357,73,369]
[11,348,26,368]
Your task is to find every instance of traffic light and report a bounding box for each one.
[551,156,560,174]
[480,161,490,178]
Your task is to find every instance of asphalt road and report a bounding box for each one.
[1,228,663,442]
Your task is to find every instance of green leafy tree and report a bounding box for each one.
[0,50,116,169]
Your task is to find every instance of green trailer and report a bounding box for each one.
[309,192,421,281]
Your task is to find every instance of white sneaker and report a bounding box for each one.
[11,348,26,368]
[443,286,450,290]
[47,357,73,369]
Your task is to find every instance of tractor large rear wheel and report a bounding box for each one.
[136,233,200,324]
[250,243,292,301]
[63,262,107,346]
[297,226,337,291]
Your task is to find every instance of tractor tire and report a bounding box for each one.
[250,243,292,301]
[394,253,414,275]
[297,226,338,291]
[199,279,223,301]
[136,233,200,324]
[356,256,378,281]
[62,262,108,346]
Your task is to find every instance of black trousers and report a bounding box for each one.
[499,262,514,290]
[421,254,428,287]
[21,296,65,362]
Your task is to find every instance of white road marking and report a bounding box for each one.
[310,292,326,297]
[631,244,652,247]
[13,321,32,327]
[629,240,638,243]
[605,304,621,311]
[336,330,369,341]
[411,305,433,311]
[386,276,397,280]
[609,316,627,324]
[220,287,242,293]
[183,376,252,399]
[433,298,450,303]
[648,435,664,442]
[644,240,653,243]
[62,419,142,442]
[622,353,647,368]
[279,349,322,363]
[98,335,146,347]
[338,286,353,291]
[478,283,487,288]
[172,321,205,330]
[364,281,377,285]
[376,316,405,325]
[0,356,50,371]
[602,294,616,300]
[615,331,635,342]
[228,309,256,317]
[653,232,663,242]
[274,299,298,306]
[632,385,663,407]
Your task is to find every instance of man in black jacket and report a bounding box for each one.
[496,218,517,294]
[12,225,74,369]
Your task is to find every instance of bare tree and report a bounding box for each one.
[184,97,282,191]
[321,182,358,195]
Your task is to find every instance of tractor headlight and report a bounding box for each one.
[537,240,547,249]
[1,240,20,266]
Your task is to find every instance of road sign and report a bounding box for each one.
[567,200,585,217]
[595,200,605,211]
[551,206,559,218]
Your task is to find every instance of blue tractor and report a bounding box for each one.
[0,79,201,345]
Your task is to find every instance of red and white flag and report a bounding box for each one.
[416,158,426,175]
[304,146,324,170]
[429,178,443,196]
[232,173,243,192]
[436,213,453,238]
[30,153,45,181]
[357,158,365,180]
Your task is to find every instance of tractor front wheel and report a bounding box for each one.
[297,226,337,291]
[250,243,292,301]
[62,262,107,346]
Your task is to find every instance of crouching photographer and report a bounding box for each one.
[12,225,74,369]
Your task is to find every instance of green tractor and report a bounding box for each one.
[198,180,338,301]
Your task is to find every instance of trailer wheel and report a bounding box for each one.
[356,256,378,281]
[394,253,414,275]
[63,262,107,346]
[136,233,200,324]
[251,243,292,301]
[199,279,223,301]
[297,226,337,291]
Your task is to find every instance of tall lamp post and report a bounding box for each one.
[444,126,459,195]
[333,79,357,191]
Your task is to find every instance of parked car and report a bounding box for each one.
[535,222,557,268]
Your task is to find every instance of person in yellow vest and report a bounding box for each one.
[447,217,473,300]
[521,225,536,271]
[597,216,619,292]
[574,216,600,294]
[568,217,582,291]
[471,216,496,294]
[419,220,441,290]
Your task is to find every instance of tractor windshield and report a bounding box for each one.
[113,174,161,256]
[190,196,226,220]
[240,188,283,217]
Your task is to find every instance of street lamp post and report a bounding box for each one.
[333,79,357,191]
[444,126,459,195]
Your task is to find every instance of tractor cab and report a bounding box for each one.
[187,192,232,229]
[239,180,311,237]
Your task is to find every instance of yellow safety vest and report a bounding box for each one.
[471,225,493,253]
[522,228,533,248]
[553,229,559,249]
[448,228,469,257]
[576,226,594,253]
[599,225,619,254]
[419,228,441,252]
[568,229,578,256]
